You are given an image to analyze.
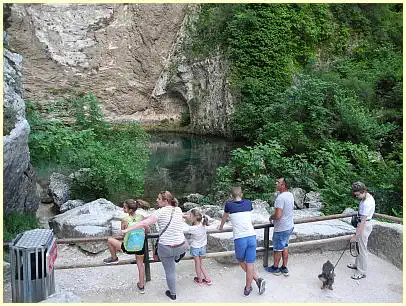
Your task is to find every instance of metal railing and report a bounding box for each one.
[44,212,402,281]
[4,212,402,281]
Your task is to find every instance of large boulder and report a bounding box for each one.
[342,207,357,225]
[184,193,204,204]
[251,200,271,224]
[199,205,224,219]
[182,202,199,211]
[304,191,323,210]
[290,188,307,209]
[48,198,124,253]
[48,173,71,210]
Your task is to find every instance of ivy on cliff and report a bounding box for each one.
[188,4,402,215]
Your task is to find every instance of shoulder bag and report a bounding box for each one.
[153,207,175,261]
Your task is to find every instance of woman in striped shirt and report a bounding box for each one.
[122,191,188,300]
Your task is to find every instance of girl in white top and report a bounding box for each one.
[184,208,212,285]
[348,181,376,280]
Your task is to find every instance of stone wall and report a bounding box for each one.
[368,221,403,270]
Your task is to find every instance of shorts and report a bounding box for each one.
[234,235,257,264]
[272,227,293,252]
[190,246,206,257]
[121,242,145,256]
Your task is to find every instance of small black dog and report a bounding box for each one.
[318,260,336,290]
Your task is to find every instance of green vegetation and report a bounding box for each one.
[4,212,39,241]
[187,4,402,215]
[26,93,150,203]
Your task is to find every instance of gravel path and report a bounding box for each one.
[3,244,402,303]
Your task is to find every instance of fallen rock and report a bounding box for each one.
[60,200,85,213]
[304,191,323,210]
[291,187,307,209]
[183,202,199,211]
[49,198,123,239]
[48,173,71,209]
[251,200,270,224]
[199,205,224,219]
[342,207,357,225]
[185,193,204,204]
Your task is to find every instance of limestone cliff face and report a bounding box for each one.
[7,4,236,136]
[7,4,188,122]
[3,45,40,215]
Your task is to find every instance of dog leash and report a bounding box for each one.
[333,240,359,270]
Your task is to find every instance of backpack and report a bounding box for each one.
[123,215,145,252]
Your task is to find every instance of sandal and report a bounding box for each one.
[347,263,357,270]
[194,277,203,284]
[351,273,366,280]
[203,278,212,285]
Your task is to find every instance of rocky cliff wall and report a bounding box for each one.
[3,44,40,215]
[7,4,188,122]
[7,4,236,136]
[151,7,235,137]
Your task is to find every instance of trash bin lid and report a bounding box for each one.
[14,229,53,249]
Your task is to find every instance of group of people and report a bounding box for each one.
[102,179,375,300]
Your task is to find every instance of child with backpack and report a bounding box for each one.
[103,199,150,294]
[183,208,212,285]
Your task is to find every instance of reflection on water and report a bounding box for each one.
[143,133,243,203]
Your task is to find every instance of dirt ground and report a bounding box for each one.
[3,244,402,303]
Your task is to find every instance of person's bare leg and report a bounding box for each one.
[239,262,259,282]
[282,249,289,267]
[136,255,145,287]
[107,238,122,259]
[273,251,282,268]
[193,257,203,281]
[245,263,255,289]
[200,257,211,282]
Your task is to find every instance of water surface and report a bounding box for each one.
[143,132,243,203]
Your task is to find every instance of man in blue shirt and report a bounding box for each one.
[218,187,266,296]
